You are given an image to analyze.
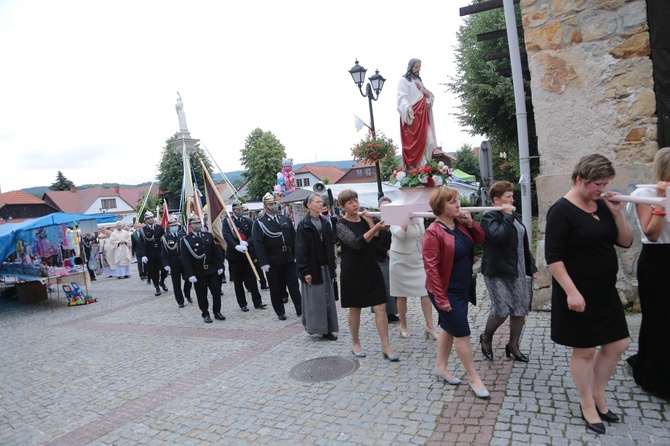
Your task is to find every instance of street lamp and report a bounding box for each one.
[349,60,386,199]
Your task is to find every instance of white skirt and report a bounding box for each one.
[389,250,427,297]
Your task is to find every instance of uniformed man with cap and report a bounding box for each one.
[136,211,169,296]
[181,216,226,323]
[161,218,193,308]
[222,200,268,312]
[252,193,302,320]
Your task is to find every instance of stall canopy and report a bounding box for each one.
[451,169,476,183]
[0,212,116,261]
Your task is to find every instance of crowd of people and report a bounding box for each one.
[74,150,668,434]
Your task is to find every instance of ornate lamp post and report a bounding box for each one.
[349,60,386,199]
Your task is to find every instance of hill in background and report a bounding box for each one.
[21,160,357,198]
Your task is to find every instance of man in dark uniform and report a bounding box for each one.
[136,211,169,296]
[252,193,302,321]
[181,216,225,323]
[131,226,147,280]
[161,218,193,308]
[222,200,268,312]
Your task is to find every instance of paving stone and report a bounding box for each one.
[1,271,668,445]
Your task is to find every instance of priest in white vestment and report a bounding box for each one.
[108,222,133,278]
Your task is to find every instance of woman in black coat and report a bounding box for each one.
[295,194,338,340]
[479,181,537,362]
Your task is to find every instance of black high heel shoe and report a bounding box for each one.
[505,344,529,362]
[479,334,493,360]
[596,407,620,423]
[580,405,606,434]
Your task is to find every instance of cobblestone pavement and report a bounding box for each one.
[1,270,668,445]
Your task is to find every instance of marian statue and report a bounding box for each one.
[176,92,189,132]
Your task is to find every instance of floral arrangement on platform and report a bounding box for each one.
[351,132,398,164]
[389,161,452,188]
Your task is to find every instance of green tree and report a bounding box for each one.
[240,128,286,201]
[158,134,215,205]
[49,171,75,191]
[452,144,480,181]
[380,155,401,181]
[448,4,538,182]
[232,177,244,189]
[137,191,162,222]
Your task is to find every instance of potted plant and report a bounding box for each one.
[350,132,398,164]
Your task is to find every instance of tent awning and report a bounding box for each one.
[451,169,476,182]
[0,212,117,261]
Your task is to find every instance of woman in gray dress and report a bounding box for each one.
[295,194,338,340]
[479,181,537,362]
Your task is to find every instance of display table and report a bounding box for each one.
[9,271,91,305]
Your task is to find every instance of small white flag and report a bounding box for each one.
[354,115,365,132]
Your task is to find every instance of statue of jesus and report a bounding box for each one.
[396,58,437,168]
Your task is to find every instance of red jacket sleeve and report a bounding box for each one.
[422,224,450,308]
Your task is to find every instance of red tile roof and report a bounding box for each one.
[351,161,375,169]
[216,182,238,203]
[0,190,46,207]
[117,185,160,209]
[294,165,345,183]
[432,148,456,160]
[42,185,155,213]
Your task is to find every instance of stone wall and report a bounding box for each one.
[520,0,657,309]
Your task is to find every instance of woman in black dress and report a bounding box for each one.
[337,189,399,361]
[545,154,633,435]
[626,147,670,400]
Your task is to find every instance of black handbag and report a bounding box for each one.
[333,279,339,301]
[469,273,477,306]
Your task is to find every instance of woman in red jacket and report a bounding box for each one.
[423,187,489,398]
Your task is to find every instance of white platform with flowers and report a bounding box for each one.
[380,187,436,226]
[381,161,462,226]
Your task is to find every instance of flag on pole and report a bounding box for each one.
[193,188,204,220]
[182,140,195,199]
[198,159,226,247]
[354,115,365,132]
[182,139,196,224]
[160,199,169,229]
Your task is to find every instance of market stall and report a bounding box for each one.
[0,212,116,305]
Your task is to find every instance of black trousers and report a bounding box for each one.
[136,258,145,278]
[194,272,222,317]
[230,258,263,308]
[146,254,161,287]
[267,262,301,316]
[168,263,192,305]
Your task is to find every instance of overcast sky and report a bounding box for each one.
[0,0,483,192]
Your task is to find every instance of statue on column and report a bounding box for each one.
[176,92,189,133]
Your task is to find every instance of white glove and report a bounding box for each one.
[217,268,224,276]
[141,256,148,264]
[188,276,197,283]
[164,266,171,272]
[235,244,248,252]
[261,265,270,273]
[239,240,248,247]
